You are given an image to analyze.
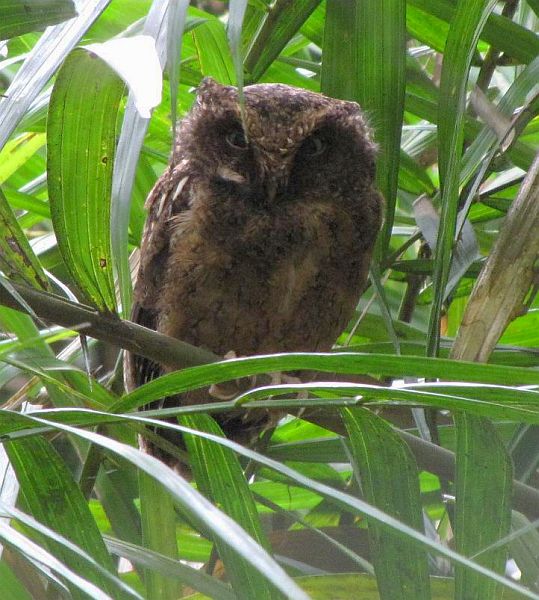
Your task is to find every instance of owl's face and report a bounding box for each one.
[179,78,378,213]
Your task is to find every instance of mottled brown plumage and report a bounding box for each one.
[124,78,382,460]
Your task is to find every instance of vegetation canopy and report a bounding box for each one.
[0,1,538,599]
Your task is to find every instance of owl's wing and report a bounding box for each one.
[125,163,194,391]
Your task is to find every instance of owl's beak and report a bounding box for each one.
[263,170,288,204]
[265,178,278,203]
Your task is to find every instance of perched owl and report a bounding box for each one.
[125,77,383,460]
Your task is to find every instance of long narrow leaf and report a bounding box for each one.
[5,437,123,600]
[116,352,539,412]
[322,0,406,255]
[48,48,125,312]
[0,0,112,150]
[454,414,513,600]
[181,413,278,600]
[139,472,181,600]
[0,0,77,39]
[427,0,497,355]
[343,407,430,600]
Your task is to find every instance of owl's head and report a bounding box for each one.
[179,77,378,210]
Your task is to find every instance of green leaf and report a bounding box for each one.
[321,0,406,254]
[0,0,111,150]
[427,0,497,356]
[25,415,310,600]
[139,472,181,600]
[0,521,111,600]
[528,0,539,18]
[398,150,436,195]
[0,0,77,39]
[117,352,539,413]
[5,437,122,600]
[0,133,46,185]
[192,19,235,83]
[454,414,513,600]
[408,0,539,64]
[1,408,537,599]
[244,0,321,81]
[181,413,279,600]
[55,414,539,599]
[343,408,430,600]
[0,561,33,600]
[94,460,142,548]
[47,48,125,313]
[0,188,50,290]
[1,502,140,599]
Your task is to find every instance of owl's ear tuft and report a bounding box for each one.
[339,100,367,120]
[196,77,235,104]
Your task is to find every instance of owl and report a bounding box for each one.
[124,77,383,461]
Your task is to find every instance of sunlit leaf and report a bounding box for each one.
[48,48,124,312]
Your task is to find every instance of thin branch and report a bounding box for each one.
[305,411,539,522]
[3,278,539,520]
[0,280,217,369]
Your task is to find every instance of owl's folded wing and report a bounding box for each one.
[124,162,194,391]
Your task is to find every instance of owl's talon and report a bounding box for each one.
[209,350,251,400]
[209,381,241,401]
[270,373,309,400]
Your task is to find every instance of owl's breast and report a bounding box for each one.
[156,201,369,356]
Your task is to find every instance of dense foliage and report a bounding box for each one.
[0,1,538,598]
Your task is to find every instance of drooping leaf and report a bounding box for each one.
[181,413,278,600]
[48,48,125,313]
[454,414,513,600]
[343,408,430,600]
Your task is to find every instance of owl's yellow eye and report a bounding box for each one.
[226,130,248,149]
[302,135,326,157]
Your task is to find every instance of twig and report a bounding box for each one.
[0,281,217,370]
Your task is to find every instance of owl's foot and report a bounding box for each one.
[209,353,308,402]
[209,381,243,400]
[269,373,309,404]
[269,372,300,386]
[209,351,257,400]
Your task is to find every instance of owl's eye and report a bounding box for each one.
[302,135,326,157]
[225,129,248,150]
